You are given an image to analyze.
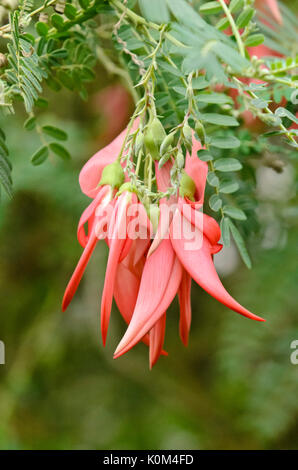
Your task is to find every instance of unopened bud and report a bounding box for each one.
[195,121,206,146]
[134,130,144,156]
[144,117,166,161]
[160,131,175,155]
[176,151,184,169]
[99,160,125,189]
[182,123,193,153]
[179,170,196,201]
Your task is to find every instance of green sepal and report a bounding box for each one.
[144,116,166,161]
[98,161,125,189]
[179,170,196,201]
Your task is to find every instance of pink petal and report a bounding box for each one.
[149,313,167,369]
[256,0,282,25]
[178,270,192,346]
[170,212,265,322]
[101,193,129,345]
[114,248,167,356]
[77,185,109,247]
[155,160,172,192]
[114,240,183,358]
[179,204,221,248]
[79,119,139,198]
[184,151,208,208]
[62,231,98,312]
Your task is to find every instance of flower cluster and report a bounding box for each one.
[63,120,264,368]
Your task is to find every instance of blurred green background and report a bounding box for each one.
[0,17,298,450]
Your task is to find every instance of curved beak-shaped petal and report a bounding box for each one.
[170,212,265,322]
[114,240,183,358]
[101,193,130,345]
[149,313,167,369]
[178,270,192,346]
[62,230,98,312]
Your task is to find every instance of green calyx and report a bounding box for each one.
[98,161,125,189]
[116,182,137,196]
[144,116,166,161]
[148,204,160,233]
[179,170,196,201]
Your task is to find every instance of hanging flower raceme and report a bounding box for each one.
[63,117,265,369]
[113,137,264,366]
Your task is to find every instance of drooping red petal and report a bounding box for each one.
[77,186,109,247]
[62,231,98,312]
[170,212,265,322]
[114,241,183,358]
[149,313,167,369]
[79,119,139,198]
[101,193,129,345]
[178,270,192,346]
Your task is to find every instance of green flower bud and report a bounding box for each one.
[176,151,185,169]
[99,160,125,189]
[179,170,196,201]
[182,123,193,153]
[134,130,144,156]
[195,121,206,146]
[158,152,171,169]
[144,117,166,161]
[160,131,175,155]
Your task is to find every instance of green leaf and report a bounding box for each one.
[220,217,230,246]
[42,126,68,141]
[210,136,240,149]
[229,220,252,268]
[209,194,222,211]
[245,34,265,47]
[216,17,230,31]
[24,117,36,131]
[192,76,210,90]
[51,48,68,59]
[197,149,213,161]
[57,70,74,90]
[35,21,49,37]
[64,4,78,20]
[223,205,247,220]
[49,143,71,160]
[200,1,222,15]
[79,0,91,9]
[35,98,48,109]
[214,158,242,172]
[207,172,219,187]
[236,7,255,28]
[251,98,268,109]
[219,181,239,194]
[196,92,233,104]
[201,113,239,127]
[139,0,170,22]
[275,107,298,124]
[51,14,64,31]
[31,146,49,166]
[229,0,244,14]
